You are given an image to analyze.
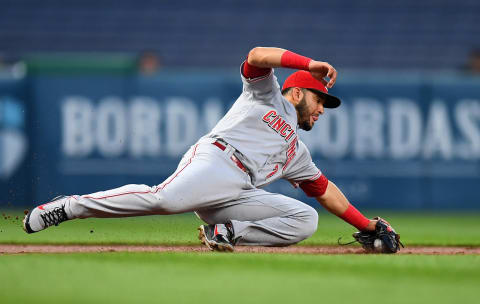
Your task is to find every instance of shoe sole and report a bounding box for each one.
[22,211,35,234]
[197,226,234,252]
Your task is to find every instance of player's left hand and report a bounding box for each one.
[352,217,404,253]
[308,60,337,88]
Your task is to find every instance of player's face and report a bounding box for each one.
[295,90,325,131]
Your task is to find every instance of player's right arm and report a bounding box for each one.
[314,179,377,231]
[245,47,337,88]
[298,174,376,231]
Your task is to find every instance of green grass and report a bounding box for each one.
[1,252,479,304]
[1,210,480,304]
[1,210,479,246]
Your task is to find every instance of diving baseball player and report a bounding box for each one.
[23,47,402,253]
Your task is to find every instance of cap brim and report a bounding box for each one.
[309,89,341,108]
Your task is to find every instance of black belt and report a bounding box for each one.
[212,141,248,173]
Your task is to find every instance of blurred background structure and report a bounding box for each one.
[0,0,479,210]
[1,0,480,70]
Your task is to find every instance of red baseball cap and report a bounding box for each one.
[281,70,341,108]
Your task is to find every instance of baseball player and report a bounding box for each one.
[23,47,401,252]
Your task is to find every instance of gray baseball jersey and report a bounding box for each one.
[205,66,321,187]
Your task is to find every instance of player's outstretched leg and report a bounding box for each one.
[23,195,72,233]
[198,221,235,252]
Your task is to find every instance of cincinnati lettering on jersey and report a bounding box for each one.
[262,110,298,172]
[262,110,296,142]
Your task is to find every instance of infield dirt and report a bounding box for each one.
[1,244,479,255]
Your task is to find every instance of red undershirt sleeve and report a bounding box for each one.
[242,56,271,79]
[299,174,328,197]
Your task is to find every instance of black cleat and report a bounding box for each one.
[198,222,235,252]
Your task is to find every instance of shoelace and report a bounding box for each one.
[40,205,68,227]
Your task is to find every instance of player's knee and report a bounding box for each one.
[150,190,183,214]
[294,206,318,242]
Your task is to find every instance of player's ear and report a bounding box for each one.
[292,87,304,104]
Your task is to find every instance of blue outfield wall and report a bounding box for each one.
[0,78,30,207]
[1,70,479,210]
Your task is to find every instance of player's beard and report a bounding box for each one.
[295,97,313,131]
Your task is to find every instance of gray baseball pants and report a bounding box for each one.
[66,137,318,246]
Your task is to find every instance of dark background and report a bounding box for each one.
[1,0,479,210]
